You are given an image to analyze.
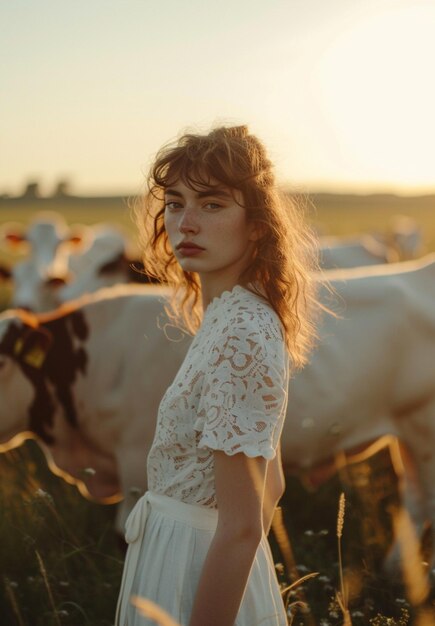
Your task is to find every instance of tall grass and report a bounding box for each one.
[1,440,435,625]
[0,441,124,626]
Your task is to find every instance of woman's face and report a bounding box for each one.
[164,179,258,288]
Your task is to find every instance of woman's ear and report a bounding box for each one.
[248,221,266,242]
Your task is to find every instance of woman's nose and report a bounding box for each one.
[179,208,199,234]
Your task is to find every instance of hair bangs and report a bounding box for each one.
[151,141,245,197]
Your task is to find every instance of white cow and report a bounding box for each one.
[319,216,423,269]
[319,234,393,268]
[0,212,83,310]
[59,224,154,303]
[0,257,434,558]
[0,214,153,311]
[0,212,80,271]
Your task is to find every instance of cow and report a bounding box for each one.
[319,216,423,269]
[0,211,83,272]
[0,215,154,311]
[0,256,434,561]
[0,212,84,311]
[58,224,156,303]
[0,284,189,524]
[319,234,394,268]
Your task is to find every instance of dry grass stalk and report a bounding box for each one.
[272,506,299,580]
[281,571,320,596]
[336,492,352,626]
[282,572,320,625]
[36,549,61,626]
[287,600,310,626]
[131,596,182,626]
[273,506,317,626]
[3,576,26,626]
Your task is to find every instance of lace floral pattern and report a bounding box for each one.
[147,285,290,508]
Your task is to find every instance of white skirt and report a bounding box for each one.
[115,491,288,626]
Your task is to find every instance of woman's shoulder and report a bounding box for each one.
[204,284,284,345]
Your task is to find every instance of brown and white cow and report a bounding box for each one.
[0,257,435,559]
[0,215,154,311]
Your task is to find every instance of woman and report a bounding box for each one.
[115,125,319,626]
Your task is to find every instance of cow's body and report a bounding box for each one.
[319,235,393,268]
[0,285,190,523]
[1,257,435,550]
[284,259,435,532]
[319,217,423,269]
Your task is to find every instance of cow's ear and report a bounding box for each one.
[68,234,84,246]
[4,232,27,247]
[14,328,52,369]
[67,224,89,248]
[0,222,27,248]
[0,354,13,378]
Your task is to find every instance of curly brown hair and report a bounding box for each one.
[133,125,322,369]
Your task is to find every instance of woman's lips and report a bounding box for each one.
[176,243,205,256]
[177,245,204,257]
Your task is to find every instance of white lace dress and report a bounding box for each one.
[124,284,290,626]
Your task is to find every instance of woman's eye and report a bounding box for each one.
[164,201,182,211]
[204,202,221,210]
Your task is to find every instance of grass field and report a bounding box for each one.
[1,193,435,625]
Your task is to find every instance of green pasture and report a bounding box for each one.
[310,193,435,251]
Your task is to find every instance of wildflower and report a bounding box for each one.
[82,467,96,476]
[275,562,284,574]
[34,488,54,505]
[318,575,331,583]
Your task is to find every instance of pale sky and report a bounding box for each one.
[1,0,435,196]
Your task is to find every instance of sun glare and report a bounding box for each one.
[315,4,435,191]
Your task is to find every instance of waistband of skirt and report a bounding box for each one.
[145,491,218,531]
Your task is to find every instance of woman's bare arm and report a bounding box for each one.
[188,450,267,626]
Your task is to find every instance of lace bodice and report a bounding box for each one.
[147,284,290,508]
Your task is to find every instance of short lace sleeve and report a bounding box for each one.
[194,308,289,460]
